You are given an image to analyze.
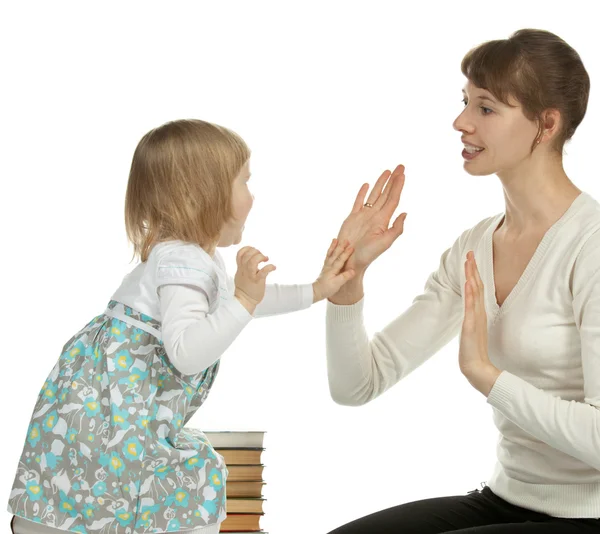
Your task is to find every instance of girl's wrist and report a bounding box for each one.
[312,281,323,303]
[234,290,257,315]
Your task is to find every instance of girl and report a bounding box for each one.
[7,119,356,534]
[325,29,600,532]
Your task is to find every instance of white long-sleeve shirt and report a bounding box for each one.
[111,240,314,375]
[326,190,600,518]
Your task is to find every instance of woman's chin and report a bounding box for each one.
[463,163,495,177]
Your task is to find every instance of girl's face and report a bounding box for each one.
[452,80,540,177]
[217,159,254,247]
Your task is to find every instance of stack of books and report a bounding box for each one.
[203,431,267,533]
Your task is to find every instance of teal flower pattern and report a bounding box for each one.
[83,397,100,417]
[41,410,59,433]
[26,422,41,448]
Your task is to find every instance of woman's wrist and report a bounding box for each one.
[327,270,366,305]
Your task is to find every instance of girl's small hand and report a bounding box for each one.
[313,238,357,302]
[459,251,501,395]
[234,246,276,314]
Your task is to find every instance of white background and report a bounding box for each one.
[1,2,599,533]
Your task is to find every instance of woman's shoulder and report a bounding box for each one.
[569,191,600,237]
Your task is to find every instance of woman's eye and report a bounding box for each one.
[462,99,492,115]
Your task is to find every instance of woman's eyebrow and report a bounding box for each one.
[462,90,497,104]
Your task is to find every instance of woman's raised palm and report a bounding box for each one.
[337,164,408,273]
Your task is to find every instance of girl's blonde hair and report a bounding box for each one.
[125,119,251,262]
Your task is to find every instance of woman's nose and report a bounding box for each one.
[453,110,473,134]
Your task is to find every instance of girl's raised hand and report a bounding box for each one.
[336,164,408,274]
[233,246,276,314]
[313,238,357,302]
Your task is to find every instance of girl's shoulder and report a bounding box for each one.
[150,240,227,299]
[149,239,214,265]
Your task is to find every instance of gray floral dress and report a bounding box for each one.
[8,299,228,533]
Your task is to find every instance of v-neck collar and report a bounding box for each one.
[484,191,589,323]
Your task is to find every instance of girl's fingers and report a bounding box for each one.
[327,240,351,266]
[258,264,276,279]
[236,246,251,264]
[238,246,257,265]
[326,238,338,259]
[245,251,267,271]
[344,269,356,281]
[332,245,354,268]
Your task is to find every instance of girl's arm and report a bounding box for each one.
[155,243,258,376]
[237,280,314,318]
[218,248,354,318]
[159,283,253,376]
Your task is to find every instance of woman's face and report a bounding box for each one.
[217,159,254,247]
[452,80,540,177]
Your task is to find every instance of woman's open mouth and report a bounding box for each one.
[462,144,485,160]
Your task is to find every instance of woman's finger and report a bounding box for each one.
[366,169,391,205]
[464,279,475,330]
[380,166,405,215]
[351,183,370,213]
[375,165,403,208]
[472,254,484,291]
[384,212,407,244]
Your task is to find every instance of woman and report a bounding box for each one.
[326,29,600,533]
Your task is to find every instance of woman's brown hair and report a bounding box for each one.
[125,119,251,262]
[461,29,590,154]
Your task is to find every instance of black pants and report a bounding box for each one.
[326,486,600,533]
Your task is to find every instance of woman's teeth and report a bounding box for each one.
[464,144,484,154]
